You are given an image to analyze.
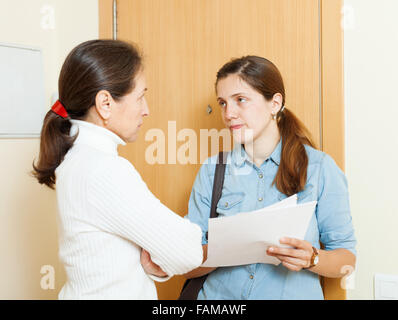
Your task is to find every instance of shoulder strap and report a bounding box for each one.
[209,151,227,218]
[178,151,227,300]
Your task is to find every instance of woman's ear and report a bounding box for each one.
[271,93,283,114]
[95,90,113,121]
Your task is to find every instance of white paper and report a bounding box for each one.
[202,196,317,267]
[247,194,297,213]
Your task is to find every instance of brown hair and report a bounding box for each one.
[216,56,316,196]
[32,39,143,189]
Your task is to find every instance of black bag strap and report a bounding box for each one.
[210,151,227,218]
[178,151,227,300]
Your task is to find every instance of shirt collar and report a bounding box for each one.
[231,143,249,168]
[269,138,282,166]
[69,119,126,155]
[231,138,282,168]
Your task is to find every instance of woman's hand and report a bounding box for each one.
[140,249,168,278]
[266,237,313,272]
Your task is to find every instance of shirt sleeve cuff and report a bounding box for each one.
[148,274,172,282]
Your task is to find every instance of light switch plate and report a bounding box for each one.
[375,273,398,300]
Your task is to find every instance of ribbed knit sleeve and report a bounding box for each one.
[85,155,203,278]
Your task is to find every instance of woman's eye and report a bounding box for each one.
[238,97,247,103]
[218,100,226,108]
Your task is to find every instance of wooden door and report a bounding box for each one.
[99,0,346,300]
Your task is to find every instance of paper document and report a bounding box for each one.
[202,195,316,267]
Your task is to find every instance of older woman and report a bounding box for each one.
[32,39,203,299]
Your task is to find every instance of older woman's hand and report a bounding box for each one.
[266,237,314,272]
[140,249,168,278]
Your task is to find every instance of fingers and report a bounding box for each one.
[140,248,168,277]
[282,261,304,272]
[140,249,150,264]
[140,249,154,269]
[155,268,168,277]
[266,238,313,271]
[150,263,168,277]
[279,237,312,251]
[268,253,310,269]
[267,246,311,260]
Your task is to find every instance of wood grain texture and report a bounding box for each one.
[98,0,113,39]
[321,0,346,300]
[321,0,345,169]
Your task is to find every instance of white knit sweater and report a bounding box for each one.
[54,119,203,300]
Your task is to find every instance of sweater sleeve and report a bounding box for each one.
[85,155,203,278]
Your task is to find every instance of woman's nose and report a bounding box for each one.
[224,104,238,119]
[142,97,150,117]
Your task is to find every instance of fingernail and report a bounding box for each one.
[269,247,274,252]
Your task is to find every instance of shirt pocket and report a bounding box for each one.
[216,192,245,216]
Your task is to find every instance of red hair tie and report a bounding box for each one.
[51,100,69,119]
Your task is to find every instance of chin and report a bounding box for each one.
[126,132,139,143]
[232,128,255,145]
[126,136,137,143]
[232,135,244,145]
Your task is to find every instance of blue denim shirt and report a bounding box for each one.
[185,139,356,300]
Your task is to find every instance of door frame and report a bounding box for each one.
[320,0,346,300]
[98,0,347,300]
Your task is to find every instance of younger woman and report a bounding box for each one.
[185,56,356,300]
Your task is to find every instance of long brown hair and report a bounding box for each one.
[216,56,316,196]
[32,39,143,189]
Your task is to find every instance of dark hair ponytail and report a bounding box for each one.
[216,56,315,196]
[32,39,143,189]
[32,111,76,189]
[275,107,315,196]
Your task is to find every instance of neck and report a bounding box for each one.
[84,109,106,129]
[244,125,281,168]
[69,119,126,155]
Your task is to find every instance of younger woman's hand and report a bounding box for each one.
[140,249,168,278]
[266,237,314,272]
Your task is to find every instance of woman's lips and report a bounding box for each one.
[230,124,244,130]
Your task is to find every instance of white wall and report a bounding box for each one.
[344,0,398,299]
[0,0,98,299]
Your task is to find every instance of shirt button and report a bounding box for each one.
[258,197,263,202]
[250,275,254,279]
[259,173,263,179]
[225,202,229,207]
